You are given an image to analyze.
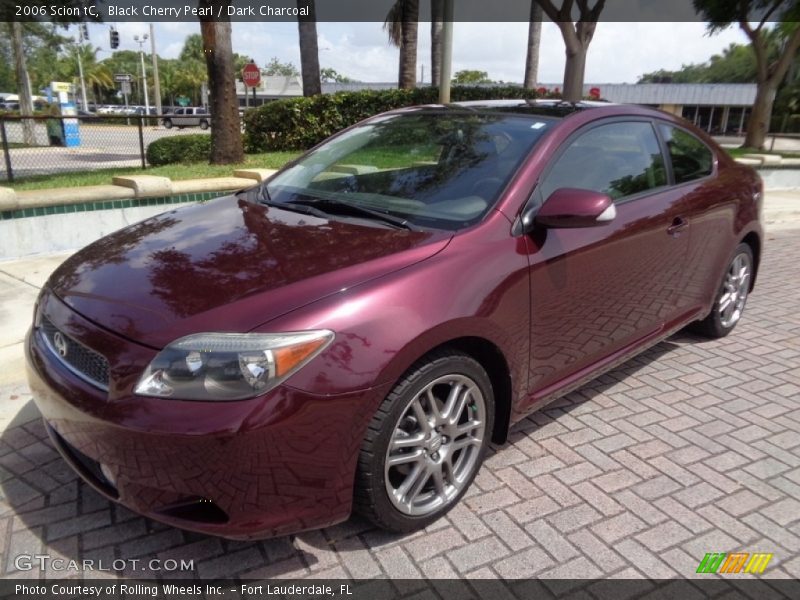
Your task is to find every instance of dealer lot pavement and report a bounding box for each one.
[0,210,798,580]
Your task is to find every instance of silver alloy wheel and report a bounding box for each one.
[384,374,486,516]
[719,251,752,329]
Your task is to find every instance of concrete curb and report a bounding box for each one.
[0,169,278,212]
[112,175,172,197]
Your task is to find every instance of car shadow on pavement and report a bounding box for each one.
[1,331,697,579]
[501,333,689,445]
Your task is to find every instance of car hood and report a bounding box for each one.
[48,194,451,348]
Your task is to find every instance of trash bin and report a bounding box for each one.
[59,102,80,147]
[46,118,64,146]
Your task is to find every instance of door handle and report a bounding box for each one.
[667,216,688,236]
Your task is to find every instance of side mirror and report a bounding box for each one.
[535,188,616,229]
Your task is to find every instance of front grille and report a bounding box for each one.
[40,317,110,391]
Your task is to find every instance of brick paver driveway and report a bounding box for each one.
[1,225,799,581]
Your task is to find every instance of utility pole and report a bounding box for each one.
[149,23,162,115]
[134,33,150,115]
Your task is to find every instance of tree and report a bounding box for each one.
[384,0,419,89]
[535,0,606,102]
[431,0,444,85]
[694,0,800,149]
[320,68,354,83]
[638,34,785,84]
[297,0,321,96]
[59,44,114,105]
[10,22,35,144]
[176,60,207,105]
[199,1,244,164]
[263,57,300,77]
[179,34,206,63]
[524,1,544,88]
[452,70,492,84]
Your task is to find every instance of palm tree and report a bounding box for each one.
[199,2,244,164]
[179,34,206,62]
[384,0,419,89]
[430,0,443,86]
[157,60,180,108]
[175,60,207,105]
[9,22,35,144]
[524,1,543,89]
[60,44,114,104]
[297,0,321,96]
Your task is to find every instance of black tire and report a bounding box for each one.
[692,242,754,339]
[199,120,209,130]
[163,119,172,129]
[354,349,494,532]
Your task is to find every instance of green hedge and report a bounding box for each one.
[243,86,547,153]
[146,134,212,165]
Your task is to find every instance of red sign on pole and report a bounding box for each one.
[242,63,261,88]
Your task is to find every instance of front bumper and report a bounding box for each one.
[24,292,390,539]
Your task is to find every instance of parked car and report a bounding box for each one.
[26,100,762,539]
[161,106,210,129]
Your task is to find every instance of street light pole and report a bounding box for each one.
[134,34,150,115]
[149,23,162,115]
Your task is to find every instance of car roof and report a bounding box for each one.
[389,99,679,122]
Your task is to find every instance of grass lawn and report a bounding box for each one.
[5,152,300,191]
[724,147,800,159]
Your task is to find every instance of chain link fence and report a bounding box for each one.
[0,115,211,182]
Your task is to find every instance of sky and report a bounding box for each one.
[83,21,751,85]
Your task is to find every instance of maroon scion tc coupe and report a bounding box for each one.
[25,100,763,538]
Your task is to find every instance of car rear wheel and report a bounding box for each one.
[200,120,209,130]
[355,350,494,532]
[693,243,753,338]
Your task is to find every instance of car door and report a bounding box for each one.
[655,122,728,313]
[173,108,188,126]
[522,119,691,408]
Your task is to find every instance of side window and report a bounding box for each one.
[541,121,667,202]
[197,107,207,115]
[174,108,184,115]
[658,124,713,184]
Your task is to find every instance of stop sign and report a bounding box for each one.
[242,63,261,88]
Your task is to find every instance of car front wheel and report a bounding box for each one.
[163,119,172,129]
[693,242,754,338]
[355,350,494,532]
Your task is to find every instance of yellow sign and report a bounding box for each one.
[51,81,72,93]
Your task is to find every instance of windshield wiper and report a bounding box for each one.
[289,197,417,231]
[254,185,331,219]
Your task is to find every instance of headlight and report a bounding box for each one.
[134,330,334,401]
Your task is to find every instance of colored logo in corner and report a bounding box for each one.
[696,552,773,574]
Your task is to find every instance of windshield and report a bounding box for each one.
[263,110,555,230]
